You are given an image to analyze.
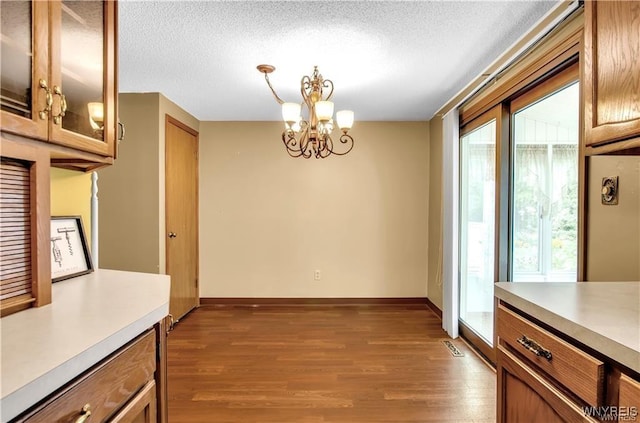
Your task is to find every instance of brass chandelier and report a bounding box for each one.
[257,65,355,159]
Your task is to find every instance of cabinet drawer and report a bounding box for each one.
[19,330,156,422]
[497,304,605,406]
[619,374,640,415]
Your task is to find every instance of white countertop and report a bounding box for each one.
[495,281,640,374]
[0,269,170,422]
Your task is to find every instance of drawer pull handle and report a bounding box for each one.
[517,335,552,361]
[75,404,92,423]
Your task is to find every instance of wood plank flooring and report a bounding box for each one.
[167,305,496,422]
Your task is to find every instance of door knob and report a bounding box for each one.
[168,232,177,238]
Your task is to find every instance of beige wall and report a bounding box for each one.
[427,117,443,309]
[99,93,160,273]
[199,121,430,298]
[99,93,199,274]
[50,168,92,248]
[586,156,640,281]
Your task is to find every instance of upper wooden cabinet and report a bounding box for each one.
[0,0,117,163]
[583,0,640,151]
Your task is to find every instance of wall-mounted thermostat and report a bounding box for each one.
[601,176,619,205]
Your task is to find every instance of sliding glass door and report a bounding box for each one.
[458,65,579,361]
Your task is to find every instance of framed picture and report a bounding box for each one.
[50,216,93,282]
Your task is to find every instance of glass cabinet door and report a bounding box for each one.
[50,0,116,157]
[0,1,49,140]
[59,0,104,140]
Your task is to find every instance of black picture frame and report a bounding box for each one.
[50,216,93,282]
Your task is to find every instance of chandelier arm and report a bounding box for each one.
[322,79,334,101]
[264,72,285,105]
[300,75,313,109]
[317,135,331,159]
[325,133,354,156]
[303,148,313,159]
[299,126,308,149]
[302,142,313,159]
[283,130,298,148]
[282,131,304,158]
[300,127,314,159]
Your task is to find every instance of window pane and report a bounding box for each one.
[460,119,496,345]
[512,82,579,282]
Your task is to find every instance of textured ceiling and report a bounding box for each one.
[118,1,558,122]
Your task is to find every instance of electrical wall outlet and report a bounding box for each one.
[314,270,321,281]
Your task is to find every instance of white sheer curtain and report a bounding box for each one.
[442,109,459,338]
[512,145,548,275]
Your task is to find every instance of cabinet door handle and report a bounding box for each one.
[168,232,177,238]
[52,85,67,125]
[74,404,92,423]
[517,335,553,361]
[38,79,53,120]
[118,121,125,141]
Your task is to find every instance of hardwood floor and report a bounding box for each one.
[167,305,496,422]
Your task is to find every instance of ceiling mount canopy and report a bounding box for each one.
[257,64,355,159]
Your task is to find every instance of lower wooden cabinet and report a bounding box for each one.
[109,381,157,423]
[497,300,640,423]
[498,346,598,423]
[497,305,605,407]
[13,326,165,423]
[619,374,640,422]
